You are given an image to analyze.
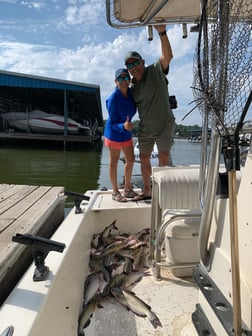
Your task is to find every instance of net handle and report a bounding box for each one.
[235,90,252,139]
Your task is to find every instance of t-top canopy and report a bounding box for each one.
[106,0,201,28]
[106,0,252,29]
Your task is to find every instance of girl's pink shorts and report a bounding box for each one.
[104,138,133,150]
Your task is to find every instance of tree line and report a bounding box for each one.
[102,120,202,138]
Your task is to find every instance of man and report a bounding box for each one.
[125,24,175,201]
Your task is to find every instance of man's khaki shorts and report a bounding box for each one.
[138,120,175,154]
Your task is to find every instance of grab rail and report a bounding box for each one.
[199,129,222,268]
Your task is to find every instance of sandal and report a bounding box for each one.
[131,193,152,202]
[124,189,138,198]
[112,192,127,202]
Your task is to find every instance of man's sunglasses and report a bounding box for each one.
[126,60,140,69]
[117,75,130,83]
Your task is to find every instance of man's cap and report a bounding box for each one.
[115,68,129,80]
[124,51,142,64]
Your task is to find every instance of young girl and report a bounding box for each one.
[104,68,138,202]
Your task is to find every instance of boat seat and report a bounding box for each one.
[152,166,200,210]
[150,165,200,229]
[151,166,200,233]
[151,165,242,216]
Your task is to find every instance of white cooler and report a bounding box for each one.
[163,212,201,277]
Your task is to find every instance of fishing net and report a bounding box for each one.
[193,2,252,334]
[192,0,252,139]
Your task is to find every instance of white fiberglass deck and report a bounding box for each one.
[84,268,198,336]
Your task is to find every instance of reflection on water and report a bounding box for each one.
[98,138,205,189]
[0,141,103,208]
[171,138,205,166]
[0,138,204,207]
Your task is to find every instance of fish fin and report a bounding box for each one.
[123,288,135,295]
[123,289,153,311]
[131,310,146,318]
[143,270,152,276]
[111,219,118,230]
[83,318,91,329]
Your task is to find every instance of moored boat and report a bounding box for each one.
[134,142,158,164]
[0,172,202,335]
[1,110,91,135]
[120,142,159,166]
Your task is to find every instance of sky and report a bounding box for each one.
[0,0,208,126]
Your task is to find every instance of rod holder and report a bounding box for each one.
[65,190,90,214]
[12,233,66,281]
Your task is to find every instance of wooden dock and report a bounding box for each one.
[0,184,65,305]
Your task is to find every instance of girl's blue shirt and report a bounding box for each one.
[104,87,136,142]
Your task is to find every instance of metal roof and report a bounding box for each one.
[0,70,103,127]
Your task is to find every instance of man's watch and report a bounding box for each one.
[159,30,166,36]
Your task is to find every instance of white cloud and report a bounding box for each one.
[20,1,45,10]
[0,1,251,130]
[65,0,105,26]
[0,24,203,125]
[0,0,206,126]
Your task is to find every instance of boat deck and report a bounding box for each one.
[85,268,198,336]
[0,184,65,305]
[84,190,198,336]
[91,189,151,210]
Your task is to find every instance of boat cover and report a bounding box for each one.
[106,0,251,28]
[107,0,201,28]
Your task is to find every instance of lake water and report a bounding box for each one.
[99,138,204,189]
[0,138,203,209]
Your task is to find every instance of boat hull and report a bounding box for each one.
[1,111,90,135]
[0,189,198,336]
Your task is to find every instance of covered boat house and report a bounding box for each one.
[0,70,103,145]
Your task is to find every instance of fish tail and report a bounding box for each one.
[150,313,162,329]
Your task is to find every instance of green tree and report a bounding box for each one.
[102,120,202,138]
